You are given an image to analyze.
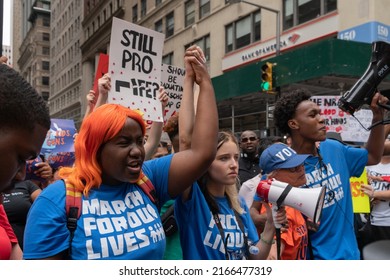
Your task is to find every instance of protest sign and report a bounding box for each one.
[108,17,165,122]
[161,63,185,121]
[310,95,372,143]
[40,119,77,169]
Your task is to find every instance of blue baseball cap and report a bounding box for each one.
[260,143,309,174]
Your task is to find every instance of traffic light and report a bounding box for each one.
[261,62,273,92]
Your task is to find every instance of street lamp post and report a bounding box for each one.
[228,0,281,56]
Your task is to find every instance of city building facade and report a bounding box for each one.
[17,0,51,102]
[12,0,390,134]
[49,0,83,127]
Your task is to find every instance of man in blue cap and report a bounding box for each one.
[249,143,310,260]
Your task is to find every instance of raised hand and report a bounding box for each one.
[184,45,208,85]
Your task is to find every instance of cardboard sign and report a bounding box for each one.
[161,63,185,122]
[310,95,372,143]
[108,17,165,122]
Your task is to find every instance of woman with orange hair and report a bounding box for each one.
[23,45,218,260]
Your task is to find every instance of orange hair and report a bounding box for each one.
[59,103,146,196]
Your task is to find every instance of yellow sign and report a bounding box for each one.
[350,168,370,213]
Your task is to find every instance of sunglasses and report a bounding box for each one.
[241,136,258,143]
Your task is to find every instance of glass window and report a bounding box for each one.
[185,0,195,27]
[185,35,210,61]
[141,0,147,17]
[43,16,50,27]
[224,10,260,53]
[166,12,174,37]
[42,92,49,101]
[42,61,50,70]
[42,32,50,41]
[254,11,261,42]
[283,0,335,30]
[162,52,173,65]
[325,0,337,13]
[132,4,138,22]
[284,0,294,29]
[199,0,210,19]
[235,15,251,49]
[226,24,233,52]
[155,19,163,33]
[42,47,50,55]
[298,0,320,24]
[156,0,162,6]
[42,76,50,86]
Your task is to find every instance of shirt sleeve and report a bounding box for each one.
[0,205,18,244]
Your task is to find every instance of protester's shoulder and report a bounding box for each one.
[143,154,173,176]
[39,180,66,200]
[241,175,261,188]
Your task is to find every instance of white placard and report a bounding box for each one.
[108,17,166,122]
[311,95,372,143]
[161,63,185,121]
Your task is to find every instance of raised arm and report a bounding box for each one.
[95,73,111,108]
[144,87,169,160]
[365,92,388,165]
[83,90,97,120]
[168,45,218,197]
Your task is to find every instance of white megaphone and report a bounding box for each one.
[257,179,326,228]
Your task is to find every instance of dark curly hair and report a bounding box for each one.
[0,64,51,132]
[274,89,312,135]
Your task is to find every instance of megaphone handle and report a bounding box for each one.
[378,102,390,111]
[272,204,282,229]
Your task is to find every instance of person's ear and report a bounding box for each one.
[288,119,299,130]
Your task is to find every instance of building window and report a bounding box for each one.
[42,32,50,41]
[42,47,50,55]
[42,76,50,86]
[165,11,174,37]
[185,0,195,27]
[132,4,138,22]
[298,0,320,24]
[162,52,174,65]
[156,0,162,6]
[43,16,50,27]
[155,19,163,33]
[324,0,337,13]
[199,0,210,19]
[141,0,147,17]
[42,91,49,101]
[42,61,50,70]
[283,0,337,30]
[185,35,210,61]
[225,11,260,53]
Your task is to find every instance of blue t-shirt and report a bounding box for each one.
[175,182,259,260]
[23,155,173,260]
[305,139,367,260]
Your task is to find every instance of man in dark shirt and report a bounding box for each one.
[238,130,261,184]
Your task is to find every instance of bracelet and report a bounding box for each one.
[260,233,275,245]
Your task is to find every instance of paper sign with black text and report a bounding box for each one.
[161,63,185,122]
[108,17,165,122]
[310,95,372,143]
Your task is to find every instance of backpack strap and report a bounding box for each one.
[136,171,159,208]
[64,180,82,259]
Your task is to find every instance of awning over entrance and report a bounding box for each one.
[212,38,390,133]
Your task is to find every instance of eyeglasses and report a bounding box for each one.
[283,164,304,173]
[241,136,257,143]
